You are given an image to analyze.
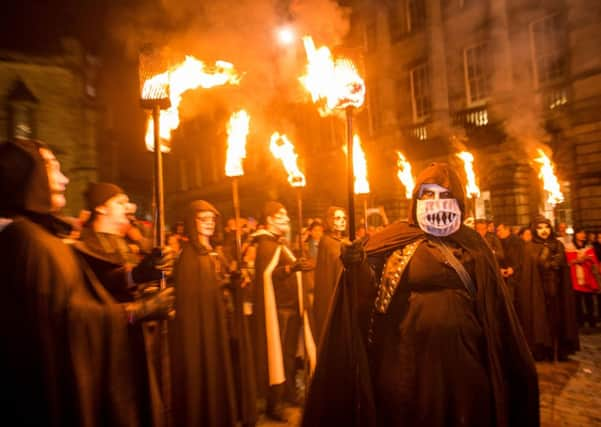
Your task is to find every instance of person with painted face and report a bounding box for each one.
[303,163,539,427]
[0,140,167,426]
[516,216,579,362]
[170,200,257,427]
[312,206,347,345]
[251,201,314,422]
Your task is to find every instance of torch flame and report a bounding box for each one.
[270,132,306,188]
[342,134,370,194]
[396,151,415,199]
[225,110,250,177]
[144,57,241,152]
[299,36,366,116]
[456,151,481,198]
[534,149,564,206]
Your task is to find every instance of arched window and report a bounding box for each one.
[7,79,38,140]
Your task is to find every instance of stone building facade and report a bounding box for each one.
[350,0,601,228]
[0,38,100,216]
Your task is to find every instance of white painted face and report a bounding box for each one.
[536,222,551,240]
[268,208,290,236]
[416,183,461,237]
[39,147,69,211]
[195,211,216,238]
[332,209,347,233]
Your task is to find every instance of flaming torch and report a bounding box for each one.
[300,35,366,240]
[269,132,316,379]
[343,134,370,228]
[396,151,415,199]
[534,149,564,206]
[225,110,250,263]
[456,151,481,218]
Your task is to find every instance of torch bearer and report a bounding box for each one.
[269,132,316,394]
[139,46,172,426]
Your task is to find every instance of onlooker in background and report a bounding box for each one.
[487,219,496,234]
[565,227,601,327]
[496,223,523,302]
[475,218,505,265]
[556,222,570,246]
[519,226,533,242]
[305,220,324,260]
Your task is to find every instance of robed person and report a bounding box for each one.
[312,206,347,345]
[170,200,249,427]
[303,162,539,427]
[516,216,579,361]
[0,139,173,426]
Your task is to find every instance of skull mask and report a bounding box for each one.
[416,183,461,237]
[331,209,347,233]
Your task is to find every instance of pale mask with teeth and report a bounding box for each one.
[416,183,461,237]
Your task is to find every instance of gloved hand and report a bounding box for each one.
[124,287,175,324]
[340,238,366,269]
[291,257,315,272]
[132,247,174,284]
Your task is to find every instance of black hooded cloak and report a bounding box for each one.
[169,200,239,427]
[302,162,539,427]
[0,140,140,426]
[516,216,579,360]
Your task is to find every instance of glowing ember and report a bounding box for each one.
[342,134,370,194]
[225,110,250,177]
[269,132,306,188]
[299,36,366,116]
[534,149,564,206]
[144,57,241,152]
[396,151,415,199]
[456,151,480,198]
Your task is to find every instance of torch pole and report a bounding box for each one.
[346,107,356,241]
[152,105,172,427]
[363,196,368,234]
[231,177,243,265]
[471,195,477,219]
[296,187,305,256]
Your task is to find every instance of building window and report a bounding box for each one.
[530,14,566,87]
[464,43,491,106]
[406,0,426,33]
[410,64,431,123]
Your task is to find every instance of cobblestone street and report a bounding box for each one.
[259,330,601,426]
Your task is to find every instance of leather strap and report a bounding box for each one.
[430,238,476,297]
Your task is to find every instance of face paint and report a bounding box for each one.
[416,183,461,237]
[268,208,290,236]
[195,211,216,238]
[332,209,347,233]
[39,147,69,211]
[536,223,551,240]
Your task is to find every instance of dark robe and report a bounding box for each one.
[312,232,344,346]
[73,228,162,427]
[516,235,579,360]
[0,140,141,426]
[170,241,238,427]
[499,233,524,300]
[303,163,539,427]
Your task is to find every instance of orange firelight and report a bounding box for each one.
[299,36,365,116]
[342,134,370,194]
[225,110,250,177]
[534,149,564,206]
[269,132,306,188]
[456,151,481,198]
[144,57,241,152]
[396,151,415,199]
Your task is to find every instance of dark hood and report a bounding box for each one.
[531,215,556,243]
[408,162,466,226]
[184,200,220,251]
[0,139,52,215]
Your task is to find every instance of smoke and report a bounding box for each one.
[109,0,350,133]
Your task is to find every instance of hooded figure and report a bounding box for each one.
[169,200,242,427]
[302,162,539,427]
[516,215,579,361]
[312,206,347,345]
[0,140,159,426]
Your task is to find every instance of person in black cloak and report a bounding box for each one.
[73,182,175,427]
[302,162,539,427]
[515,215,579,361]
[0,139,173,426]
[252,201,314,422]
[170,200,252,427]
[312,206,347,346]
